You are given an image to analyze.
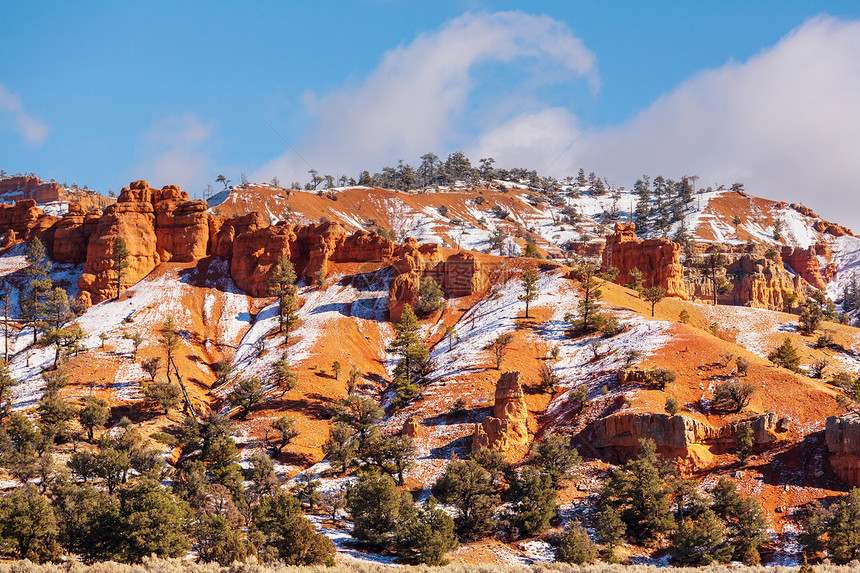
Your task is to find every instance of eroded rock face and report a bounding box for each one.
[589,412,780,470]
[230,224,295,298]
[782,246,827,290]
[826,416,860,486]
[472,372,529,454]
[685,246,805,310]
[387,242,488,322]
[79,183,159,305]
[602,223,686,298]
[154,186,210,263]
[53,203,101,263]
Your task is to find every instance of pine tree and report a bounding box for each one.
[387,305,428,405]
[433,459,499,540]
[267,255,298,344]
[22,237,53,345]
[519,266,539,318]
[112,237,130,298]
[633,176,651,234]
[566,262,604,333]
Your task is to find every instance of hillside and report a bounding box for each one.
[0,174,859,566]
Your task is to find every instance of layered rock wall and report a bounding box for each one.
[602,223,686,298]
[0,179,493,310]
[590,411,783,470]
[686,248,805,310]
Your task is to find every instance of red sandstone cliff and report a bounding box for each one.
[602,222,686,298]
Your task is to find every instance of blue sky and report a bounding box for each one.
[3,1,860,226]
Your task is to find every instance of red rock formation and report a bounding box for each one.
[78,181,159,305]
[602,223,686,298]
[387,242,487,322]
[472,372,529,455]
[53,203,101,263]
[230,224,295,298]
[826,416,860,486]
[591,411,782,470]
[782,245,827,290]
[153,185,210,263]
[209,212,267,258]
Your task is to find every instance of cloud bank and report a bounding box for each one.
[255,10,597,182]
[255,12,860,230]
[0,83,49,145]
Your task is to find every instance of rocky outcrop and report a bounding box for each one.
[53,203,101,263]
[230,224,295,298]
[685,246,806,310]
[602,223,685,298]
[826,416,860,486]
[0,200,59,243]
[782,245,827,290]
[791,203,855,237]
[472,372,529,454]
[153,185,209,262]
[590,411,783,469]
[387,241,488,321]
[209,212,267,258]
[79,181,159,305]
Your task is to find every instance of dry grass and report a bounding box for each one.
[2,557,860,573]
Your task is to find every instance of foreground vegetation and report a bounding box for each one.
[0,560,850,573]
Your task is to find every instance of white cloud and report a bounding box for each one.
[132,114,216,196]
[565,16,860,230]
[0,83,49,145]
[255,10,597,182]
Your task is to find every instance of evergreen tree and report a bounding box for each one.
[112,237,130,298]
[519,266,539,318]
[227,377,265,419]
[22,237,53,344]
[768,337,802,372]
[507,466,557,536]
[347,472,415,549]
[396,496,459,565]
[433,459,499,540]
[252,489,335,565]
[566,261,604,333]
[0,484,59,561]
[633,176,651,234]
[528,433,581,486]
[78,395,109,441]
[116,478,191,561]
[387,305,429,404]
[642,286,666,317]
[267,255,298,344]
[556,522,598,564]
[598,438,675,542]
[414,277,445,317]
